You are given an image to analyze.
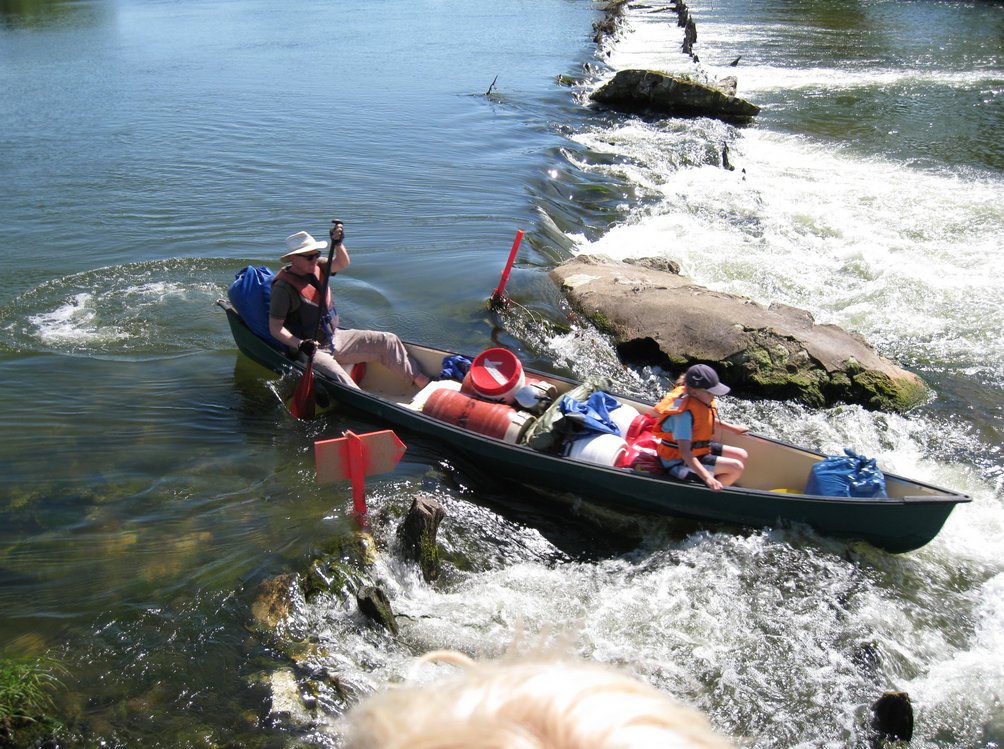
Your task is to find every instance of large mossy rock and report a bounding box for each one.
[299,531,377,603]
[551,255,928,412]
[591,69,760,122]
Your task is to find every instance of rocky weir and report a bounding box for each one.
[248,489,918,745]
[558,4,924,412]
[551,255,928,412]
[589,0,759,123]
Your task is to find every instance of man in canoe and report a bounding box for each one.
[653,364,748,491]
[268,221,430,389]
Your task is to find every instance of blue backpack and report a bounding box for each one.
[805,448,888,498]
[227,265,285,350]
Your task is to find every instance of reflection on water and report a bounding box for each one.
[0,0,102,29]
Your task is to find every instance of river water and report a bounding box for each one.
[1,0,1002,747]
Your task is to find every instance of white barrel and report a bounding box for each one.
[565,433,628,466]
[608,402,641,436]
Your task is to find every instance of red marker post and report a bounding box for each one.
[489,229,524,310]
[314,430,407,518]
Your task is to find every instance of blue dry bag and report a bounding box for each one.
[559,391,621,436]
[804,448,888,498]
[227,265,285,350]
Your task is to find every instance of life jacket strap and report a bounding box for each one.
[660,439,711,450]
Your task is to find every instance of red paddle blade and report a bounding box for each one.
[289,360,316,419]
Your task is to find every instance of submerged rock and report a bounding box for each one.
[871,691,913,744]
[299,531,377,603]
[591,69,761,123]
[357,585,398,635]
[265,668,314,726]
[551,255,927,412]
[250,574,296,632]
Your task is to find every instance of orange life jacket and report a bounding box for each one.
[272,265,337,343]
[652,386,718,462]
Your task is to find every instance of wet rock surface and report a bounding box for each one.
[590,69,761,122]
[397,495,446,583]
[551,255,927,411]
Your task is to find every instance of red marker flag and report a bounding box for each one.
[314,430,407,516]
[489,229,524,310]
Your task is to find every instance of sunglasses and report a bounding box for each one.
[300,253,321,261]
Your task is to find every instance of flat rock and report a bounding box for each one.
[551,255,927,412]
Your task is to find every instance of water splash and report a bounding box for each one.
[512,3,1004,746]
[0,258,238,355]
[286,478,1002,748]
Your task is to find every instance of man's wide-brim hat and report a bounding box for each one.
[281,231,328,262]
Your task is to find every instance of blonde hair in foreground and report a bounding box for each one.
[340,650,735,749]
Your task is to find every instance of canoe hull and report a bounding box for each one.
[219,301,969,553]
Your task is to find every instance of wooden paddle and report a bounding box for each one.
[289,220,342,419]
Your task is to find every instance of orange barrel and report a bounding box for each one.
[465,348,526,403]
[424,389,534,443]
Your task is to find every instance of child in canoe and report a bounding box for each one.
[653,364,749,491]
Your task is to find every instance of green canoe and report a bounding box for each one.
[219,300,969,553]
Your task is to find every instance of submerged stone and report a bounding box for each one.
[250,574,296,631]
[266,668,313,726]
[298,530,380,603]
[357,585,398,635]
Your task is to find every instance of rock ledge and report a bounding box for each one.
[551,255,927,412]
[591,69,760,123]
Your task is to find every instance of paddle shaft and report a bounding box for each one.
[307,220,341,345]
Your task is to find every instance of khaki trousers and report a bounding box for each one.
[304,328,425,390]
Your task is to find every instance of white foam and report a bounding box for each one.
[904,572,1004,742]
[578,0,1004,382]
[568,124,1004,375]
[29,292,130,346]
